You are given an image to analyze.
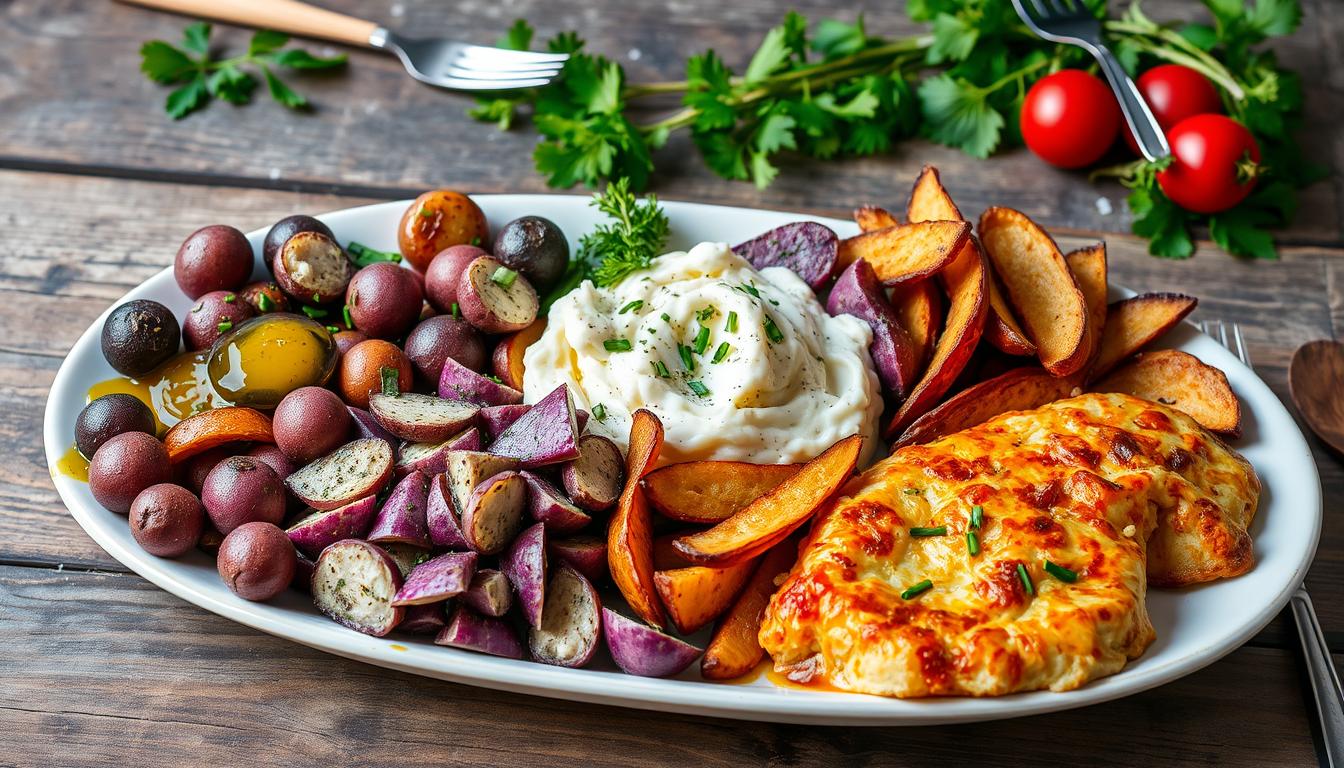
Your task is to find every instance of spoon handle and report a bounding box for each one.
[1292,586,1344,766]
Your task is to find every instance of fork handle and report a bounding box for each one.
[1086,43,1170,162]
[1292,587,1344,767]
[118,0,377,48]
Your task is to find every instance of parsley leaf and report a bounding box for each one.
[918,75,1004,158]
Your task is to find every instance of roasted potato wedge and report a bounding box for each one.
[894,367,1079,448]
[654,560,757,635]
[854,205,899,233]
[643,461,801,524]
[673,435,861,566]
[1093,349,1241,437]
[701,540,798,680]
[652,532,695,571]
[1065,243,1109,372]
[890,280,942,372]
[835,221,970,284]
[984,274,1037,356]
[1087,293,1199,381]
[978,206,1090,377]
[607,409,667,628]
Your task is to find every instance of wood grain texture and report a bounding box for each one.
[0,564,1322,768]
[0,0,1339,243]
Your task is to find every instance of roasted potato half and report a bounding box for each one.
[1093,349,1241,437]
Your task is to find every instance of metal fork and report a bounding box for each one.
[1202,319,1344,767]
[1011,0,1170,162]
[120,0,568,91]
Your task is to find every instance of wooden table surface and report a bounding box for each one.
[2,0,1342,765]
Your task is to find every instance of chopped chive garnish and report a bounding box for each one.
[901,580,933,600]
[346,241,402,266]
[380,366,400,397]
[910,526,947,537]
[711,342,731,364]
[342,304,353,328]
[222,293,235,303]
[312,293,321,304]
[301,305,328,320]
[471,236,482,247]
[764,316,784,344]
[661,312,671,323]
[619,300,644,315]
[1017,563,1034,596]
[419,207,434,219]
[696,306,717,322]
[737,282,761,298]
[967,531,980,556]
[1044,560,1078,583]
[688,380,710,397]
[592,403,607,422]
[693,326,711,355]
[725,311,738,333]
[485,374,504,384]
[652,360,670,378]
[326,324,341,334]
[970,505,984,529]
[450,302,461,319]
[603,338,632,352]
[491,266,518,288]
[257,293,274,312]
[768,298,779,306]
[904,488,922,495]
[678,344,695,372]
[216,320,233,333]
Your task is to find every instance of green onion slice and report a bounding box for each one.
[711,342,731,364]
[216,320,233,333]
[900,580,933,600]
[379,366,400,397]
[619,300,644,315]
[678,344,695,372]
[966,531,980,556]
[256,293,274,312]
[490,266,518,288]
[301,305,327,320]
[652,360,670,378]
[764,316,784,344]
[696,306,717,322]
[688,380,710,397]
[910,526,947,537]
[1044,560,1078,583]
[970,504,984,529]
[592,403,607,422]
[347,241,402,266]
[603,338,632,352]
[1017,563,1034,596]
[693,326,711,355]
[726,311,738,333]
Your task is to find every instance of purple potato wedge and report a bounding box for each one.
[366,471,431,547]
[392,550,478,606]
[456,255,540,334]
[602,608,702,677]
[480,404,531,442]
[561,434,625,512]
[285,495,378,558]
[460,471,527,555]
[435,605,524,659]
[286,439,394,511]
[732,221,838,290]
[438,355,524,407]
[827,259,919,399]
[461,568,513,617]
[487,384,578,467]
[522,471,591,534]
[444,450,521,519]
[400,603,450,634]
[348,406,397,446]
[529,564,602,668]
[369,392,479,443]
[425,472,470,549]
[500,522,547,627]
[548,535,607,584]
[311,539,404,637]
[396,428,480,477]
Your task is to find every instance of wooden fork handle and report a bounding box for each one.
[118,0,379,48]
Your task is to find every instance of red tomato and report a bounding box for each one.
[1021,70,1121,169]
[1157,114,1260,214]
[1125,64,1223,154]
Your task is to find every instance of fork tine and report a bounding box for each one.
[433,75,557,90]
[1232,323,1251,366]
[456,45,570,65]
[441,66,563,83]
[449,56,568,76]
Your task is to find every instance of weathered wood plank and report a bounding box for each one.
[0,565,1321,767]
[0,0,1338,242]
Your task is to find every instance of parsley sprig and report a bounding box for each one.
[140,23,346,119]
[544,178,669,309]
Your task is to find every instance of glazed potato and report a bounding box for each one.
[339,340,413,410]
[273,231,354,305]
[398,190,490,272]
[456,256,539,334]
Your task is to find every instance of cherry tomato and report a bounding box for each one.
[1157,114,1260,214]
[1125,64,1223,154]
[1021,70,1121,169]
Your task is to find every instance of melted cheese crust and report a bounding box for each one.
[759,393,1259,698]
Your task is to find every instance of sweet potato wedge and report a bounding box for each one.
[652,532,695,571]
[643,461,800,524]
[607,409,667,628]
[1065,243,1109,372]
[985,274,1037,356]
[978,206,1090,377]
[889,280,942,372]
[654,559,756,635]
[1093,349,1241,437]
[701,539,798,680]
[854,205,899,233]
[164,407,274,463]
[1087,293,1199,381]
[835,220,970,284]
[893,367,1079,448]
[673,435,861,566]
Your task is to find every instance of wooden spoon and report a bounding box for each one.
[1289,340,1344,455]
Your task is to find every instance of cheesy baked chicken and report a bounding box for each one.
[759,392,1259,698]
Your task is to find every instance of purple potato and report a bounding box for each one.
[75,393,156,459]
[438,355,523,407]
[487,384,578,467]
[129,483,205,558]
[183,290,256,352]
[459,471,526,555]
[521,471,591,534]
[529,564,601,668]
[404,315,486,383]
[311,539,404,636]
[424,244,487,314]
[400,603,449,634]
[273,230,354,305]
[480,404,530,442]
[425,472,469,550]
[346,262,424,340]
[272,386,353,464]
[285,438,394,511]
[461,569,512,617]
[392,551,478,606]
[263,215,334,274]
[101,299,180,376]
[435,605,523,658]
[560,434,624,512]
[366,470,431,547]
[395,428,480,478]
[500,522,547,627]
[369,392,479,443]
[492,216,569,290]
[732,221,838,290]
[548,535,607,584]
[827,258,920,398]
[175,224,254,300]
[245,443,296,483]
[285,495,378,557]
[348,406,397,445]
[201,456,285,534]
[456,255,539,334]
[602,608,702,677]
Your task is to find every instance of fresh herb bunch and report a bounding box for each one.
[542,178,669,309]
[472,0,1313,259]
[140,23,346,119]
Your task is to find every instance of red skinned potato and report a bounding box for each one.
[457,255,539,334]
[398,190,490,273]
[395,428,480,478]
[369,392,479,443]
[561,434,625,512]
[435,605,523,659]
[311,539,404,636]
[404,315,486,382]
[201,456,286,535]
[273,386,352,464]
[245,444,296,484]
[460,470,527,555]
[732,221,838,289]
[285,495,378,558]
[425,244,487,313]
[530,564,602,668]
[549,535,607,583]
[461,568,513,617]
[346,262,424,340]
[426,472,470,549]
[602,608,702,677]
[488,384,579,467]
[826,259,919,398]
[217,522,296,602]
[273,231,354,305]
[400,603,450,635]
[521,471,591,534]
[129,483,206,558]
[366,470,431,547]
[285,438,394,511]
[263,215,334,275]
[439,355,524,407]
[480,404,531,442]
[292,551,316,594]
[501,522,547,627]
[392,550,478,606]
[89,431,172,515]
[183,290,255,351]
[491,321,546,391]
[174,224,254,300]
